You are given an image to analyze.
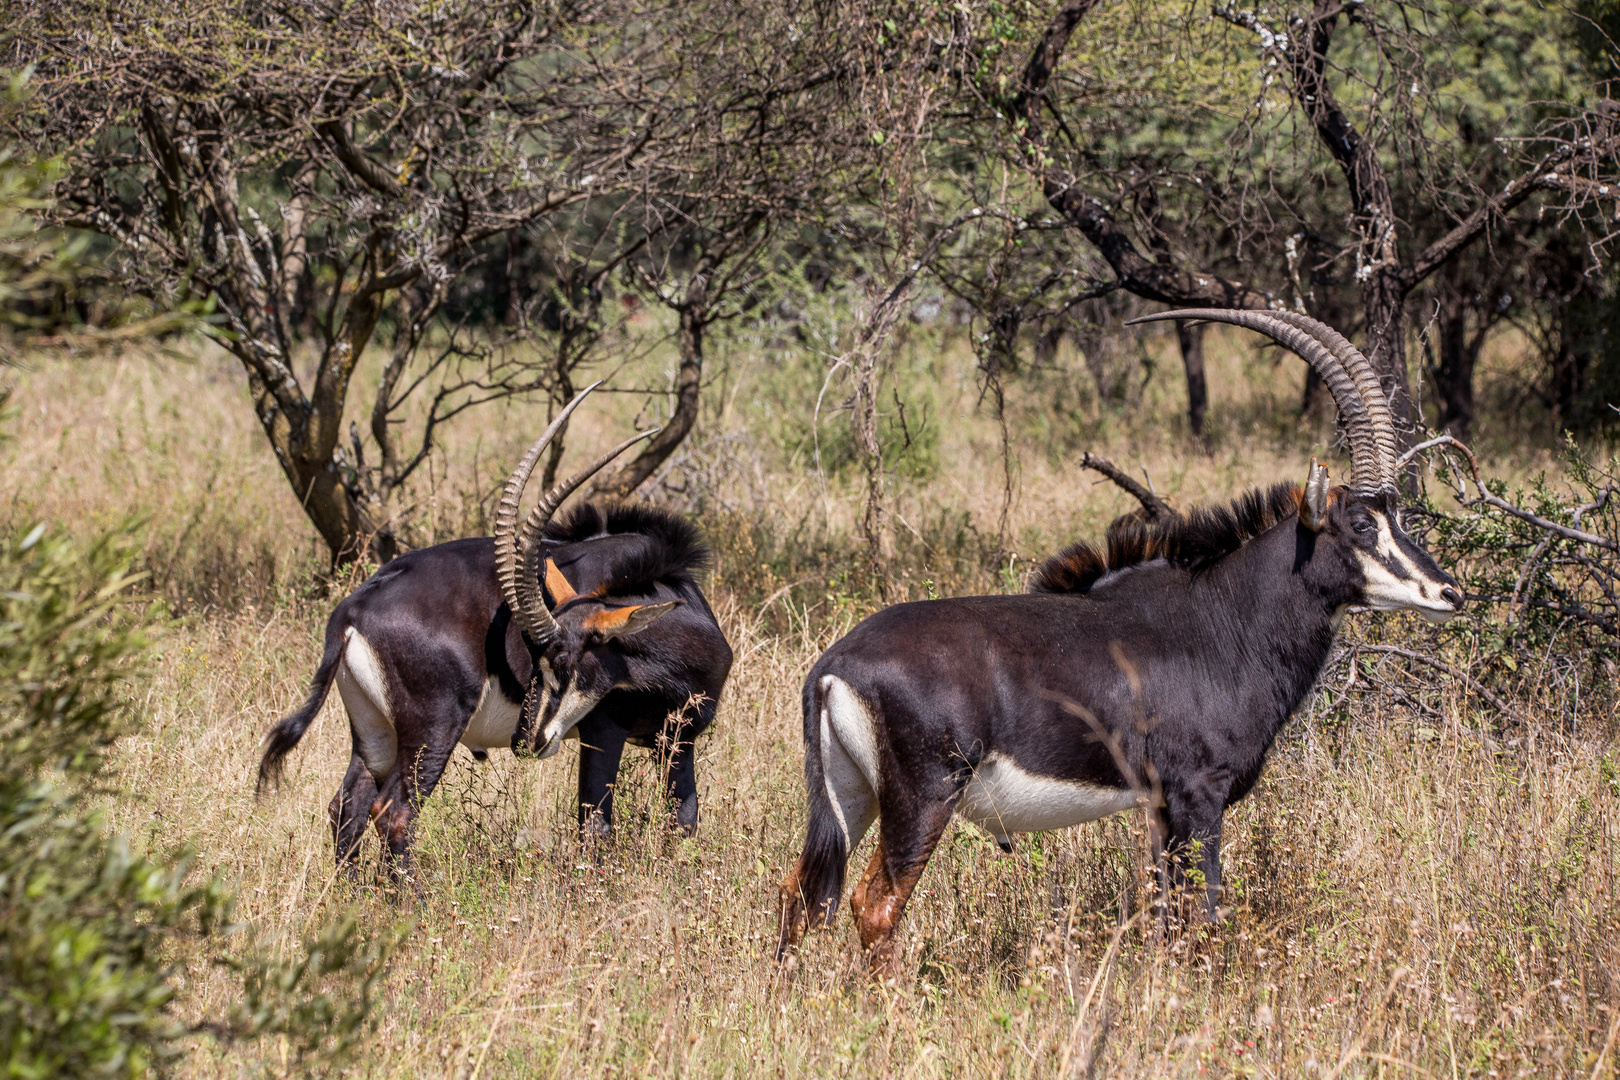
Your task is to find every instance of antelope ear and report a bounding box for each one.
[582,600,680,640]
[1301,461,1330,532]
[544,559,577,606]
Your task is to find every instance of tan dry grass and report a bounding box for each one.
[4,337,1617,1078]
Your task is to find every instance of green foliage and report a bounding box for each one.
[0,522,209,1078]
[1419,438,1618,690]
[741,282,943,484]
[217,914,403,1069]
[0,519,401,1077]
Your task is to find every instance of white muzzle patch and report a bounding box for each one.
[536,684,605,759]
[1356,516,1461,622]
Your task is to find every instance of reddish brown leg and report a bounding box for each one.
[776,865,807,961]
[848,808,952,981]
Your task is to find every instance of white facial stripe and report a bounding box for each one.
[335,628,397,782]
[538,684,606,756]
[957,752,1138,845]
[1356,515,1456,620]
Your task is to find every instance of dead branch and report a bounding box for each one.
[1079,453,1173,523]
[1409,434,1617,552]
[1353,644,1528,728]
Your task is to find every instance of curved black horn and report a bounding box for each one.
[510,427,661,640]
[1263,311,1399,493]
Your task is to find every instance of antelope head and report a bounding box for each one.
[1129,310,1464,624]
[491,383,668,757]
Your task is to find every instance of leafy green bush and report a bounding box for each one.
[1410,437,1618,718]
[0,522,203,1077]
[0,68,394,1079]
[0,520,400,1077]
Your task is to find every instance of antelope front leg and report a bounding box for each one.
[1162,781,1227,921]
[576,721,629,844]
[663,735,700,837]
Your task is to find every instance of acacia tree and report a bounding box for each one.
[944,0,1618,444]
[13,0,888,562]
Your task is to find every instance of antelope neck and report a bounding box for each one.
[1186,516,1343,724]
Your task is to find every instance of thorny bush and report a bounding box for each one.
[1409,436,1618,720]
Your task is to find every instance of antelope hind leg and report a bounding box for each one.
[849,806,952,981]
[329,752,378,878]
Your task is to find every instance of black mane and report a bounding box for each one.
[1030,483,1302,595]
[543,502,712,596]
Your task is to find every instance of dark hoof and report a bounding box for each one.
[580,811,613,846]
[673,794,699,837]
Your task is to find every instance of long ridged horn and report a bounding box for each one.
[494,382,604,645]
[1125,309,1394,495]
[1263,311,1399,493]
[509,427,661,642]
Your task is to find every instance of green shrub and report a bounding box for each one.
[1411,437,1619,722]
[0,70,395,1077]
[0,522,202,1077]
[0,520,400,1077]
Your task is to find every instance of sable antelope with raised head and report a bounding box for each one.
[258,386,733,872]
[775,310,1464,978]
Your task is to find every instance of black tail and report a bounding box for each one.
[257,620,345,794]
[791,675,849,929]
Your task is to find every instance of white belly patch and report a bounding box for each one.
[957,753,1138,843]
[460,679,521,753]
[335,628,396,783]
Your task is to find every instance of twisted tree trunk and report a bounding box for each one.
[591,279,709,499]
[1176,321,1209,441]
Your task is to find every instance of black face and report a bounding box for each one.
[530,598,679,756]
[1311,491,1464,621]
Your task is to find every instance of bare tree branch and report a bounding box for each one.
[1079,453,1173,523]
[1012,0,1272,310]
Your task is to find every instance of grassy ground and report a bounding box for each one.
[5,329,1617,1078]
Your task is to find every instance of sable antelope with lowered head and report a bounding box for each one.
[258,386,733,873]
[775,310,1464,978]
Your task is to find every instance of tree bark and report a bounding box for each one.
[1176,321,1209,440]
[1551,338,1585,424]
[1272,3,1597,445]
[590,274,709,498]
[1286,1,1414,436]
[223,237,406,565]
[1431,265,1487,439]
[505,228,526,329]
